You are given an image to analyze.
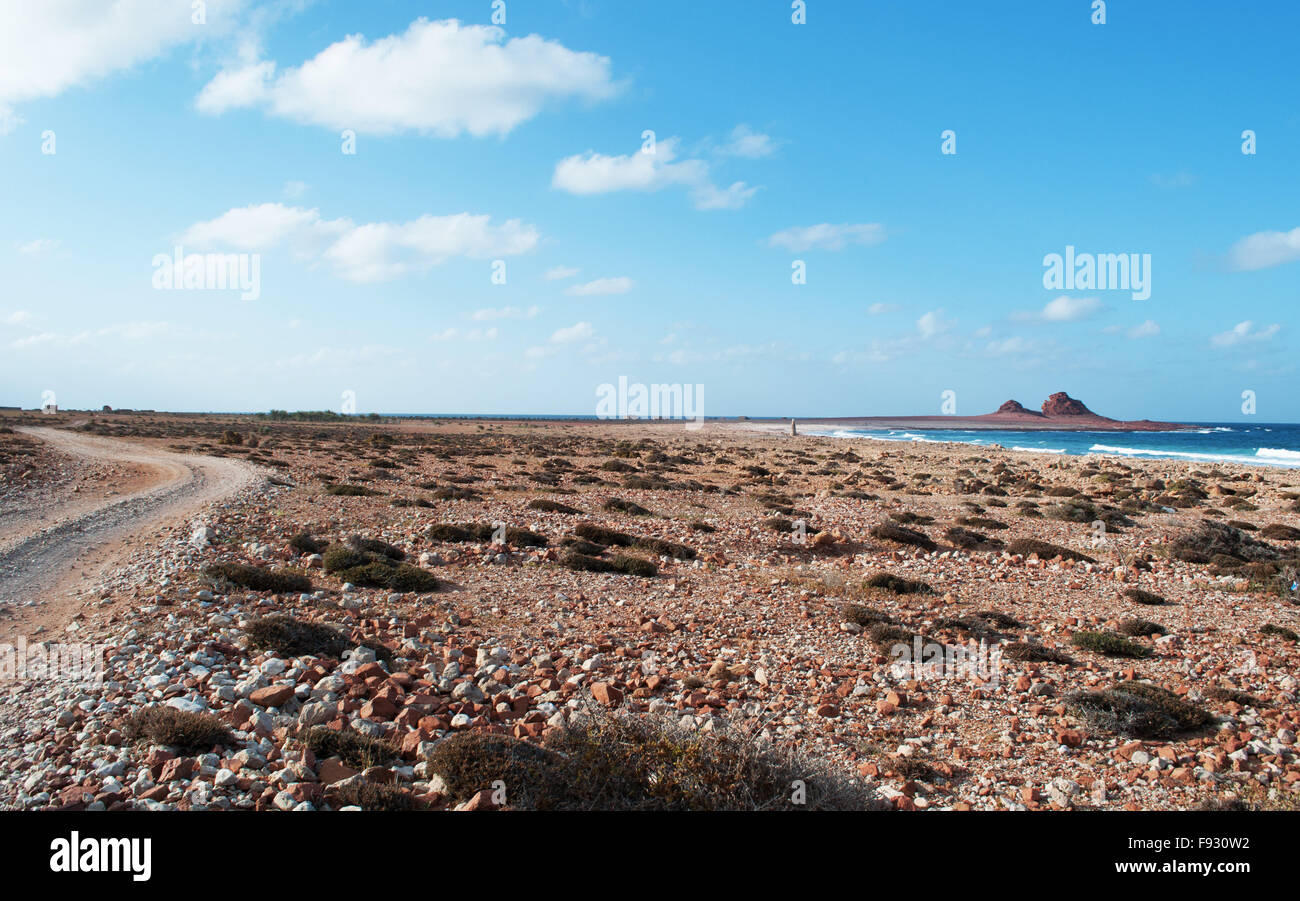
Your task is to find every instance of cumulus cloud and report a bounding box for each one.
[766,223,886,252]
[1013,295,1106,323]
[196,18,617,137]
[0,0,245,130]
[1126,319,1160,339]
[4,310,32,325]
[552,137,757,211]
[550,321,594,343]
[717,124,776,158]
[566,276,631,296]
[177,202,538,283]
[916,309,953,339]
[1211,320,1280,348]
[1228,227,1300,271]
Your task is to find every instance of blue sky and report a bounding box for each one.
[2,1,1297,420]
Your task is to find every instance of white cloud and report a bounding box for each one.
[766,223,886,252]
[0,0,245,128]
[543,265,580,280]
[196,18,616,137]
[1211,320,1280,348]
[178,202,538,283]
[718,124,776,159]
[690,180,759,210]
[552,137,757,211]
[16,238,59,255]
[867,302,899,315]
[1013,295,1106,323]
[916,309,953,339]
[282,180,308,199]
[431,327,497,342]
[470,305,539,321]
[984,335,1050,358]
[1228,227,1300,271]
[3,311,32,325]
[8,320,172,349]
[566,276,631,296]
[1126,319,1160,339]
[550,321,594,343]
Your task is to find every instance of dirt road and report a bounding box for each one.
[0,427,261,641]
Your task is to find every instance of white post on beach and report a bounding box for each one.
[790,418,797,436]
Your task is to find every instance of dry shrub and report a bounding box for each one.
[123,706,233,753]
[423,706,878,810]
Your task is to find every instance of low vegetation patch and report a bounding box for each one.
[1260,623,1299,641]
[574,523,634,547]
[1002,642,1074,664]
[1066,682,1214,739]
[1005,538,1094,563]
[528,498,581,515]
[1070,630,1151,658]
[324,484,382,497]
[841,604,892,627]
[322,543,439,593]
[864,572,932,595]
[204,562,312,594]
[302,726,395,770]
[869,521,936,552]
[423,708,875,810]
[1124,587,1168,606]
[289,532,328,555]
[244,615,350,658]
[1117,617,1167,637]
[123,706,233,753]
[603,498,652,516]
[560,550,658,577]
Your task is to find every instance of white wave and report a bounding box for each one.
[1089,443,1300,468]
[1012,446,1065,454]
[1257,447,1300,461]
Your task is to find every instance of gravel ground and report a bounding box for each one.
[0,414,1296,811]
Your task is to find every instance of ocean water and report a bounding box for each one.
[812,423,1300,469]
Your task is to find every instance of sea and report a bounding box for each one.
[809,423,1300,469]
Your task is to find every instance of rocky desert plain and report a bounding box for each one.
[1,410,1298,812]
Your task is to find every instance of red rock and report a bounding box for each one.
[1056,729,1085,748]
[361,697,399,720]
[816,703,840,718]
[457,789,499,811]
[250,684,295,707]
[159,757,194,783]
[317,758,359,785]
[591,682,623,706]
[139,785,169,802]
